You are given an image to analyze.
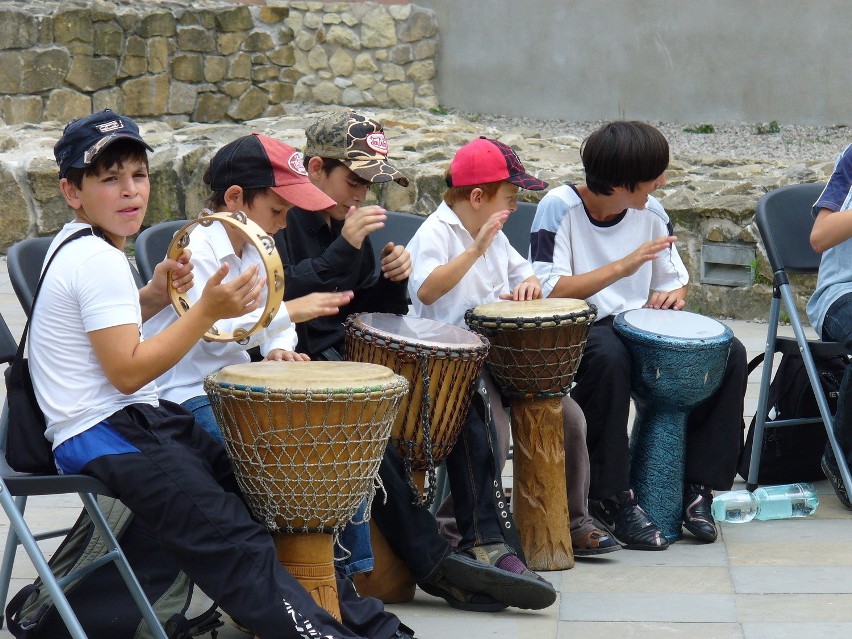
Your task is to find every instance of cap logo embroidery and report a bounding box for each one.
[95,120,125,134]
[288,151,308,176]
[365,133,388,155]
[83,134,117,165]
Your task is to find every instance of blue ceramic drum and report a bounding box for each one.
[613,309,733,541]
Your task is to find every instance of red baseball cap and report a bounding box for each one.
[448,137,548,191]
[207,134,336,212]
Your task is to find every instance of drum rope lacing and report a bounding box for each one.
[344,320,490,508]
[401,353,437,507]
[465,311,595,399]
[205,378,405,559]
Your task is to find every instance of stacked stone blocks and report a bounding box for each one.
[0,1,439,126]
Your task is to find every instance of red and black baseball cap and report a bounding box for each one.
[207,134,336,212]
[54,109,152,178]
[448,136,548,191]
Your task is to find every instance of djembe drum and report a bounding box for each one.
[344,313,489,602]
[613,308,733,541]
[204,361,408,620]
[465,298,596,571]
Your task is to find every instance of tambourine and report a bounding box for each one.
[167,210,285,343]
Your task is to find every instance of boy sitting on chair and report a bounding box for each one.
[275,111,557,612]
[407,136,617,560]
[530,121,747,548]
[808,142,852,510]
[32,109,410,639]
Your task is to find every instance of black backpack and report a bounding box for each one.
[4,497,222,639]
[738,351,848,484]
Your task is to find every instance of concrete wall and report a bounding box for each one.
[417,0,851,125]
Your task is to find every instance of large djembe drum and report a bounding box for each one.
[204,361,408,620]
[465,298,596,571]
[613,308,733,541]
[344,313,489,602]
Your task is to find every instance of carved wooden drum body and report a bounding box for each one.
[205,361,407,619]
[466,298,596,571]
[344,313,488,602]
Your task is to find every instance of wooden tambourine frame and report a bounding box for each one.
[167,211,285,343]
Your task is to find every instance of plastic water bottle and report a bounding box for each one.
[711,490,759,523]
[753,483,819,520]
[711,483,819,523]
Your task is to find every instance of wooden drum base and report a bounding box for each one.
[510,396,574,571]
[274,532,341,621]
[353,521,416,603]
[353,469,425,604]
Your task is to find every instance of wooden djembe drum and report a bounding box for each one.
[204,361,408,620]
[344,313,489,602]
[465,298,596,571]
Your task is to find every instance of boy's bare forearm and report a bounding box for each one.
[548,261,624,300]
[811,208,852,253]
[417,247,481,305]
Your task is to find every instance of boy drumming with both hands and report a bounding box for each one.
[407,136,619,559]
[275,111,558,612]
[33,109,414,639]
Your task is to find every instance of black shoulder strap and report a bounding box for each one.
[15,228,98,365]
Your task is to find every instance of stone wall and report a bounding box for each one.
[0,106,834,321]
[0,0,438,126]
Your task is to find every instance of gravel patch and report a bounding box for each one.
[454,110,850,165]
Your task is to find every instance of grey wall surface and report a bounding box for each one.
[417,0,851,125]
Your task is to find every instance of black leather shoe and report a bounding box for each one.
[682,483,718,542]
[589,489,669,551]
[822,453,852,510]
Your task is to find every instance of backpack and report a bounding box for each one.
[738,351,848,484]
[4,497,222,639]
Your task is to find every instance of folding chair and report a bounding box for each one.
[134,220,187,283]
[746,183,852,501]
[368,210,424,265]
[502,200,537,258]
[7,236,146,316]
[0,312,168,638]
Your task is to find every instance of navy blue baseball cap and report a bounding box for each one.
[54,109,153,178]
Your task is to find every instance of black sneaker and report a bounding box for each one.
[822,453,852,510]
[417,553,508,612]
[589,489,669,551]
[682,483,718,542]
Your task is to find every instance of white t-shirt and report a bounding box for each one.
[530,184,689,319]
[407,201,534,328]
[29,222,159,449]
[142,220,295,405]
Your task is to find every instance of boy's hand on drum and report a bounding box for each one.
[264,349,310,362]
[644,288,687,310]
[380,242,412,281]
[287,291,354,324]
[502,278,542,301]
[198,263,264,319]
[619,235,677,277]
[473,210,510,256]
[342,205,387,249]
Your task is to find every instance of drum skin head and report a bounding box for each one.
[471,298,590,320]
[619,308,727,339]
[210,360,401,391]
[352,313,485,348]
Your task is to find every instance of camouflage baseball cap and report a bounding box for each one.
[304,111,409,187]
